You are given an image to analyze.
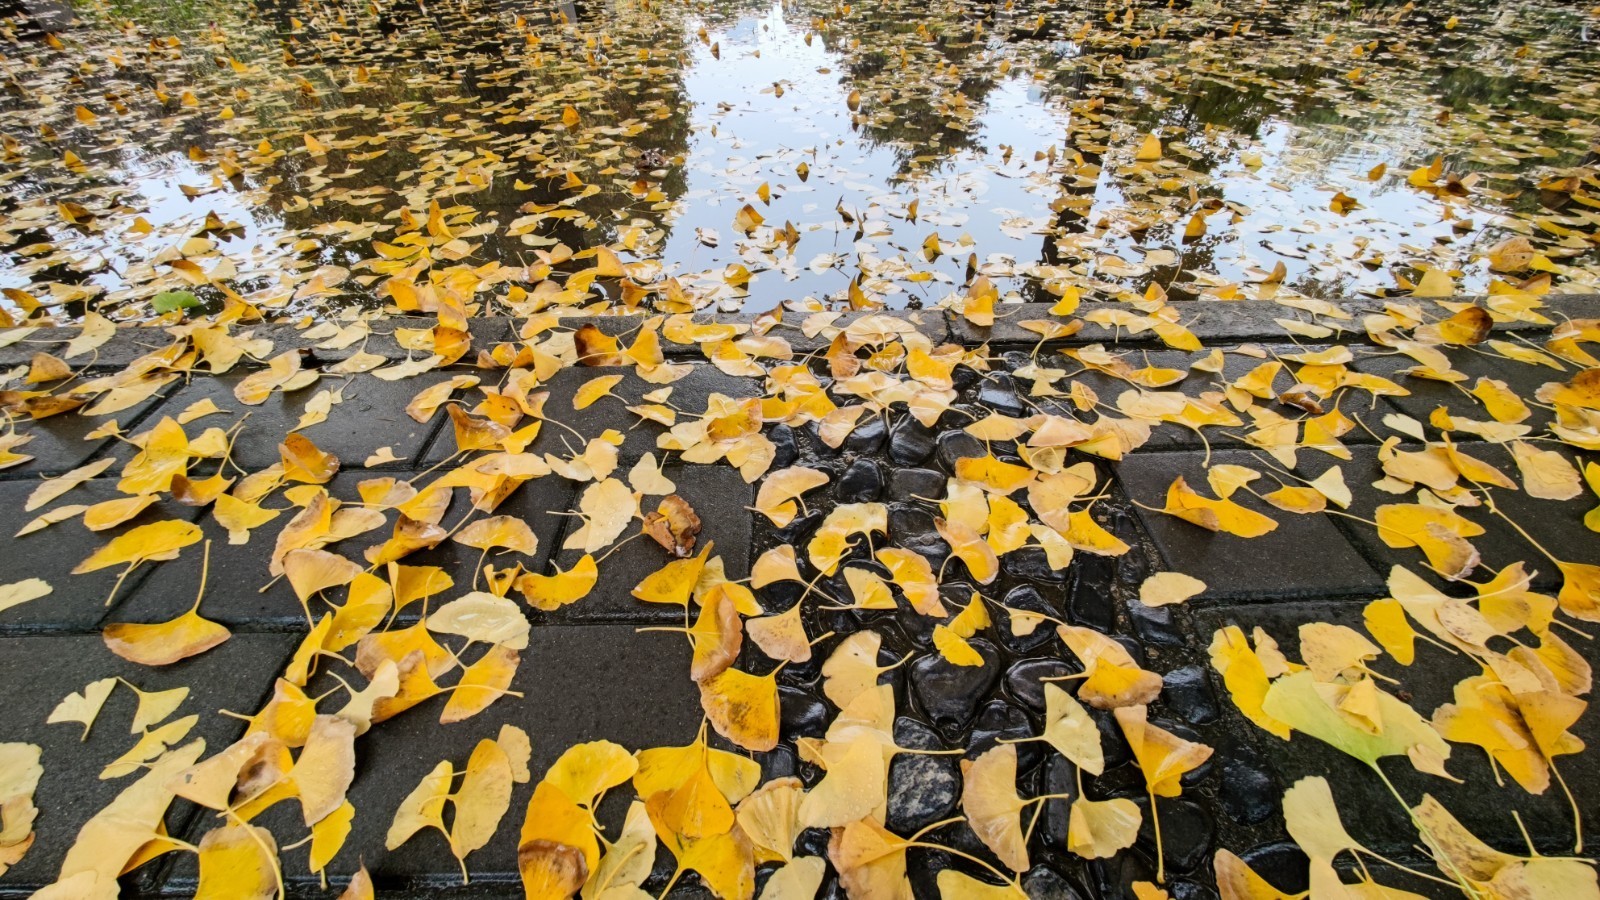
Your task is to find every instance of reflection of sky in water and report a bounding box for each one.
[656,2,1073,309]
[2,0,1597,319]
[0,136,291,307]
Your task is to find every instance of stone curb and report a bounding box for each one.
[5,293,1596,370]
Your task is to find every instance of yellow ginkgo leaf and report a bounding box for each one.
[875,547,946,616]
[832,818,910,899]
[309,800,353,875]
[126,684,188,733]
[1213,849,1302,899]
[518,554,599,611]
[1067,796,1141,859]
[1115,704,1214,798]
[807,503,887,574]
[292,715,356,827]
[519,781,598,900]
[0,741,41,874]
[842,567,896,610]
[194,823,279,900]
[747,603,811,664]
[936,517,999,584]
[933,626,984,667]
[796,737,886,830]
[427,592,530,650]
[283,548,364,605]
[1057,626,1162,709]
[735,777,803,863]
[750,546,802,588]
[1207,627,1292,740]
[820,631,897,709]
[699,667,779,752]
[545,740,637,809]
[387,760,453,850]
[1282,776,1365,864]
[1039,683,1104,775]
[454,515,539,556]
[960,745,1029,872]
[748,461,825,525]
[573,374,623,410]
[47,677,116,741]
[937,869,1028,900]
[632,545,710,607]
[73,520,203,575]
[449,738,516,869]
[1161,478,1278,538]
[1138,572,1206,606]
[103,607,231,667]
[440,645,520,724]
[339,866,375,900]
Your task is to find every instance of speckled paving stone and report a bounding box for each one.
[1333,441,1597,591]
[1115,449,1385,602]
[1196,601,1600,859]
[122,370,459,472]
[1349,345,1583,435]
[1044,344,1362,453]
[2,387,168,478]
[0,632,296,893]
[155,623,703,896]
[420,364,762,465]
[540,465,754,624]
[115,473,574,629]
[0,479,204,633]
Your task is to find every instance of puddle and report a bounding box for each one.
[0,0,1596,322]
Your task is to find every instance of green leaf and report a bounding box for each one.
[151,291,199,314]
[1261,671,1451,770]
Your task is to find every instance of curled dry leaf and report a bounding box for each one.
[643,494,702,558]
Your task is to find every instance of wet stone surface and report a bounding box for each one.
[5,299,1600,898]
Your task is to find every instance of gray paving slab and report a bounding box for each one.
[0,632,296,893]
[1349,347,1585,436]
[2,388,168,479]
[1196,601,1599,859]
[1331,442,1597,592]
[1043,344,1365,453]
[121,370,459,473]
[1116,449,1385,603]
[0,479,205,633]
[541,465,754,624]
[155,623,703,895]
[421,364,762,465]
[115,473,573,629]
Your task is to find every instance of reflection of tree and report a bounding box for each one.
[251,0,698,299]
[791,0,1004,177]
[0,0,700,317]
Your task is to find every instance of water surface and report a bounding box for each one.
[0,0,1596,321]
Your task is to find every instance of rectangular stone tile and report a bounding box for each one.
[122,370,460,472]
[421,364,761,465]
[1,387,168,479]
[1330,442,1595,591]
[1349,347,1582,435]
[540,465,754,624]
[951,301,1375,346]
[1041,344,1372,453]
[0,479,204,633]
[155,623,704,895]
[1196,601,1599,859]
[115,473,573,630]
[0,632,296,893]
[1115,449,1385,602]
